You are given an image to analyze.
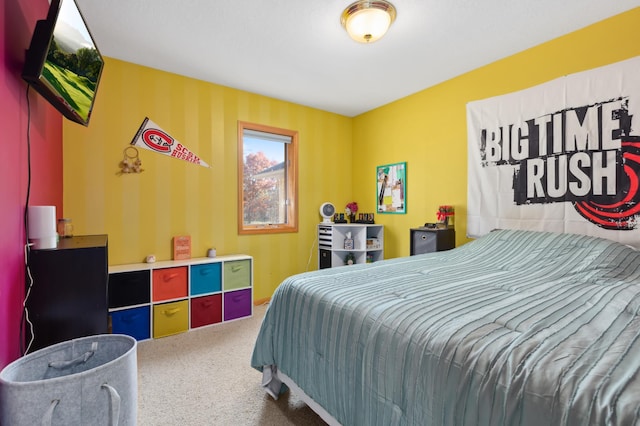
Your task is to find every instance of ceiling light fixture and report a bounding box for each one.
[341,0,397,44]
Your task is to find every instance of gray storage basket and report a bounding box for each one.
[0,334,137,426]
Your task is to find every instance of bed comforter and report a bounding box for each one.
[251,229,640,425]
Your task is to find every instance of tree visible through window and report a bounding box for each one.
[243,151,279,224]
[237,122,298,234]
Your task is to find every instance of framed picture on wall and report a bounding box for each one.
[377,162,406,214]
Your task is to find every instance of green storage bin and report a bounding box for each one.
[223,260,251,291]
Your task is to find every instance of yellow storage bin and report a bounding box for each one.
[153,300,188,338]
[223,260,251,291]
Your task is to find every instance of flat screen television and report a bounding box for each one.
[22,0,104,126]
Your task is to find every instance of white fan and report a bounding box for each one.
[319,202,335,223]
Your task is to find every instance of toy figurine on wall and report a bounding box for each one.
[118,146,144,175]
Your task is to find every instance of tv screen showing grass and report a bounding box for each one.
[42,26,102,123]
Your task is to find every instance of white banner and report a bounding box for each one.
[467,56,640,247]
[131,117,210,168]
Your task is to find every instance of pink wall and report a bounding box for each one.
[1,0,63,369]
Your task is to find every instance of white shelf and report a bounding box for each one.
[318,223,384,268]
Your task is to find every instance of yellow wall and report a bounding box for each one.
[64,8,640,301]
[63,60,352,302]
[352,8,640,257]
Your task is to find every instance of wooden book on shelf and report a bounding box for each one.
[173,235,191,260]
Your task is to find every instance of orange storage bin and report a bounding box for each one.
[152,267,188,302]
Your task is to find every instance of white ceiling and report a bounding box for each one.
[74,0,640,117]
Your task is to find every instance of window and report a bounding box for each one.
[237,121,298,234]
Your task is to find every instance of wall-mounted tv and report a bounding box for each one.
[22,0,104,126]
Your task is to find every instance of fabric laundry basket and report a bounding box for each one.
[0,334,137,426]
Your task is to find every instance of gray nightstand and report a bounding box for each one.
[409,227,455,255]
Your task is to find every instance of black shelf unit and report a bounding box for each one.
[25,234,108,353]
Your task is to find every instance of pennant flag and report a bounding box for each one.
[130,117,210,168]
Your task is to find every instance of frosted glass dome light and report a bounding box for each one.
[341,0,397,43]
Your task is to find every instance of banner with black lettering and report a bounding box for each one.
[467,56,640,247]
[131,117,210,168]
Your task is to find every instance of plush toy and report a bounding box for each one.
[118,146,144,175]
[132,158,143,173]
[119,159,131,174]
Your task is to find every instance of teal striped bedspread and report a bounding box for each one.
[251,229,640,425]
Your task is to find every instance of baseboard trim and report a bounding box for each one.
[254,296,271,306]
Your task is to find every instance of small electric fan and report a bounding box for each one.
[319,202,336,223]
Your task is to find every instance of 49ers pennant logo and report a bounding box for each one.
[131,117,210,168]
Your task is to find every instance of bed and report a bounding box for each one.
[251,229,640,425]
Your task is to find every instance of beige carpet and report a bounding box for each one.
[136,303,327,425]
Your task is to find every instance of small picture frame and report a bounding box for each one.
[173,235,191,260]
[334,213,347,223]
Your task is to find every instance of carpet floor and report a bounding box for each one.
[136,303,327,425]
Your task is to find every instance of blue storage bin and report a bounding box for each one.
[190,263,222,295]
[110,306,150,341]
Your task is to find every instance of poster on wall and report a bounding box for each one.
[131,117,210,168]
[377,162,406,214]
[467,56,640,247]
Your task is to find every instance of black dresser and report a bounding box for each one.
[25,235,108,353]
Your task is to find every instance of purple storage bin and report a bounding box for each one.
[224,289,252,321]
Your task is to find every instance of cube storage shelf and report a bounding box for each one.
[318,223,384,268]
[108,255,252,341]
